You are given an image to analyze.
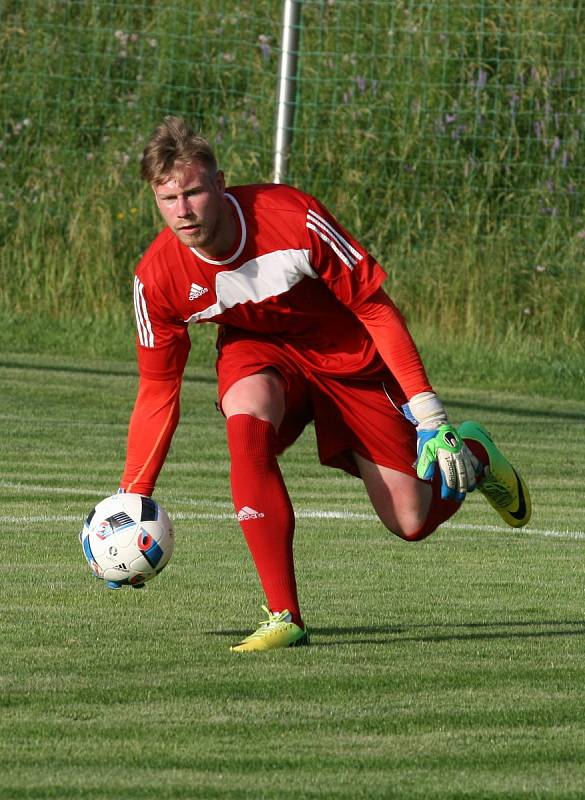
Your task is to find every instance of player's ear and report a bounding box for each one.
[215,169,226,193]
[151,183,161,207]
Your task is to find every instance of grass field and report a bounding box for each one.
[2,352,585,799]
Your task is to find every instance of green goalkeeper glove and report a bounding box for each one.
[406,392,477,502]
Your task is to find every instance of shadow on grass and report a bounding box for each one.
[4,360,584,417]
[208,619,585,647]
[0,359,216,384]
[447,398,585,423]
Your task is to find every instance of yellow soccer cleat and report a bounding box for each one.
[230,606,309,652]
[459,421,531,528]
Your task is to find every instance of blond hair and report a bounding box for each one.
[140,116,217,184]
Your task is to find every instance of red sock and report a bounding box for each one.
[462,438,489,481]
[226,414,302,627]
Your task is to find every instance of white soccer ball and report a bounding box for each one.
[80,493,174,589]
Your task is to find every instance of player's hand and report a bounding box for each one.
[405,392,476,502]
[415,425,476,501]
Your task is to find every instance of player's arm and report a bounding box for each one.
[120,374,182,496]
[120,274,191,496]
[353,287,477,500]
[351,287,432,398]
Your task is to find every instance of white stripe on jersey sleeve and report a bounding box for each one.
[306,222,355,269]
[133,277,154,348]
[306,208,363,267]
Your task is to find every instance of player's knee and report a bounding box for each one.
[384,519,437,542]
[222,369,285,427]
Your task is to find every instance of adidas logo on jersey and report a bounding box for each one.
[189,283,208,301]
[237,506,265,521]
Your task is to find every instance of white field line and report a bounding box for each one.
[0,481,113,497]
[1,480,584,540]
[0,505,583,541]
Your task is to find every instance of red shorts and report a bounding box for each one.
[216,332,417,479]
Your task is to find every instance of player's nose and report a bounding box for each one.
[176,194,190,216]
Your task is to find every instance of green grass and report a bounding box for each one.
[1,316,582,402]
[1,353,585,799]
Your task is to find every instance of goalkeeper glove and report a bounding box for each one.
[405,392,477,502]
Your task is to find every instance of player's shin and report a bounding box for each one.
[226,414,302,626]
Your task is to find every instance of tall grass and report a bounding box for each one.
[0,0,583,352]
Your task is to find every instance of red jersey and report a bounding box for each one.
[133,183,387,380]
[122,183,432,494]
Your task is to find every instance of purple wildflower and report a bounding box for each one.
[258,34,271,63]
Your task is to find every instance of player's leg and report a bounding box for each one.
[222,368,286,427]
[354,420,531,538]
[353,455,429,539]
[309,375,463,541]
[220,365,309,651]
[354,454,461,541]
[222,369,297,617]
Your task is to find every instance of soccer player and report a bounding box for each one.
[120,116,531,652]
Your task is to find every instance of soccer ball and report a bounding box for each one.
[80,493,174,589]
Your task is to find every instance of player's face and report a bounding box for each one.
[153,162,228,252]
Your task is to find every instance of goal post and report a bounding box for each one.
[273,0,303,184]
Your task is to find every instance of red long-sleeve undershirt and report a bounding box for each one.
[353,287,432,399]
[120,375,182,495]
[120,287,431,495]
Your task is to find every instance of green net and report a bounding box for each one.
[1,1,279,185]
[294,1,584,236]
[1,0,583,344]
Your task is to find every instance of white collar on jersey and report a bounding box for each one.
[189,193,246,266]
